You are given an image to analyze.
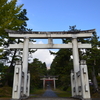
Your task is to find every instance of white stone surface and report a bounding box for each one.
[12,64,22,99]
[22,37,29,95]
[80,65,91,99]
[9,43,91,49]
[9,33,92,38]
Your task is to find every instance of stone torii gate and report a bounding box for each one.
[5,29,95,100]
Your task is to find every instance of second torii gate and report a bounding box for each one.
[5,29,95,100]
[40,76,58,89]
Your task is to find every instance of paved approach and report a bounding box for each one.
[26,98,78,100]
[26,88,78,100]
[42,88,58,97]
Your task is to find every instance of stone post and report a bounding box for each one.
[26,72,30,97]
[80,61,91,99]
[12,61,22,100]
[22,37,29,95]
[54,78,56,90]
[43,78,45,89]
[71,70,76,97]
[72,38,82,96]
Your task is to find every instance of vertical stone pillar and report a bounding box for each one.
[22,37,29,95]
[72,38,79,74]
[72,38,81,96]
[71,70,76,97]
[12,62,22,99]
[43,78,45,89]
[26,72,30,97]
[48,38,53,44]
[21,71,24,97]
[54,78,56,90]
[80,63,91,99]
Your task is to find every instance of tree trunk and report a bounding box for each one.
[92,66,98,92]
[4,49,17,86]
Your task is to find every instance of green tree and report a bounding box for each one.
[67,26,100,92]
[49,26,99,92]
[29,58,47,91]
[50,49,72,90]
[81,31,100,91]
[5,9,32,86]
[0,0,25,61]
[40,62,47,75]
[0,0,32,86]
[0,0,24,39]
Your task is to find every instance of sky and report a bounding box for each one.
[16,0,100,68]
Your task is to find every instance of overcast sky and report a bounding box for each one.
[15,0,100,68]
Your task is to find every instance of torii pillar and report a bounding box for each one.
[22,37,29,95]
[71,34,92,98]
[72,37,81,96]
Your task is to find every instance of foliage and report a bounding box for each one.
[0,0,24,37]
[0,0,24,61]
[96,76,100,87]
[0,64,9,87]
[30,89,45,97]
[0,0,32,87]
[50,49,73,90]
[80,31,100,91]
[0,86,12,97]
[54,88,71,97]
[29,58,47,91]
[49,26,100,93]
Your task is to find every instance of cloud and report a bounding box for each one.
[29,41,56,69]
[32,49,55,69]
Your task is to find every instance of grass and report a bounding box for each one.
[30,88,45,97]
[90,86,100,98]
[0,86,12,98]
[91,92,100,98]
[54,88,71,98]
[0,86,45,98]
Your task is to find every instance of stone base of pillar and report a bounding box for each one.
[73,96,92,100]
[12,63,22,100]
[10,96,29,100]
[10,99,22,100]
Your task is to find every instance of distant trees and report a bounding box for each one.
[29,58,47,91]
[50,49,73,90]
